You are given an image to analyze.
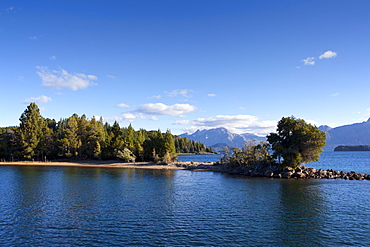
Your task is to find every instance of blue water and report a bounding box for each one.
[179,151,370,174]
[1,152,370,246]
[178,153,223,163]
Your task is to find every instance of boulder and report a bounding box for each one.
[264,171,274,177]
[282,171,293,178]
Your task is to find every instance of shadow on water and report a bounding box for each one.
[274,179,327,246]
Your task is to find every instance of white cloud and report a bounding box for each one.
[102,116,122,122]
[37,66,98,91]
[116,103,130,108]
[175,114,277,136]
[49,56,56,61]
[165,89,192,98]
[208,93,217,97]
[330,92,340,97]
[138,103,196,116]
[24,95,52,104]
[319,50,337,59]
[107,75,116,79]
[302,57,315,65]
[150,116,159,121]
[121,113,136,121]
[305,119,319,126]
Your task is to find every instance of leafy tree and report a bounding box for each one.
[267,116,326,168]
[116,147,136,162]
[221,141,272,169]
[18,103,46,160]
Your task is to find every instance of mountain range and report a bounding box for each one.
[179,127,265,151]
[321,118,370,151]
[179,118,370,152]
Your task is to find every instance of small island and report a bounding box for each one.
[334,145,370,151]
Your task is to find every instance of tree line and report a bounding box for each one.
[0,103,211,162]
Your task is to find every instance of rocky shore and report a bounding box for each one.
[2,161,369,180]
[241,165,370,180]
[175,162,370,180]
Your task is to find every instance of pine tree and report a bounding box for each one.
[18,103,46,160]
[125,123,135,152]
[162,129,177,162]
[59,115,80,158]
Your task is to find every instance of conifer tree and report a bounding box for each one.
[125,123,136,152]
[164,129,176,155]
[59,115,80,158]
[18,103,46,160]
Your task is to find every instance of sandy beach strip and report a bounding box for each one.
[0,161,186,170]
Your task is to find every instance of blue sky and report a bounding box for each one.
[1,0,370,135]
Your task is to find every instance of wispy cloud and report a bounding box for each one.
[302,57,315,66]
[24,95,52,104]
[330,92,340,97]
[37,66,97,91]
[207,93,217,97]
[49,56,57,61]
[116,103,130,108]
[165,89,192,98]
[137,103,196,117]
[175,114,277,136]
[5,7,15,12]
[319,50,337,59]
[107,75,116,79]
[148,95,161,99]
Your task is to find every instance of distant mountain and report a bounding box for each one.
[179,127,265,149]
[180,119,370,152]
[209,143,232,153]
[318,125,332,132]
[321,118,370,151]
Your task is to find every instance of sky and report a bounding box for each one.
[1,0,370,136]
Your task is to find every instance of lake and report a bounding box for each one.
[1,152,370,246]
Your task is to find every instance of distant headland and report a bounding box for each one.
[334,145,370,151]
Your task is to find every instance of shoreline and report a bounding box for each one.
[1,161,369,180]
[0,161,186,170]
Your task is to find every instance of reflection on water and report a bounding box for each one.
[0,166,369,246]
[275,180,327,246]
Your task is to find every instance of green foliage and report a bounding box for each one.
[0,103,207,162]
[222,141,273,169]
[18,103,46,160]
[116,148,136,162]
[142,129,177,163]
[267,116,326,169]
[174,136,211,153]
[0,127,18,161]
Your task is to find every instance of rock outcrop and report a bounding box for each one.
[173,162,370,180]
[221,164,370,180]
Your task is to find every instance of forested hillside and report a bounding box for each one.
[0,103,209,162]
